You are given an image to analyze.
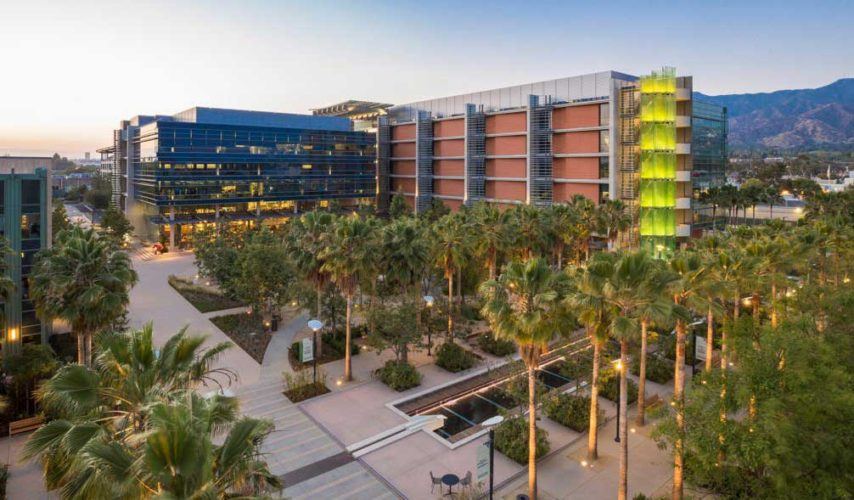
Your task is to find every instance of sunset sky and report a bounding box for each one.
[1,0,851,158]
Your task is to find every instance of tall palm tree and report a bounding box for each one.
[596,199,630,251]
[667,251,709,500]
[480,258,569,500]
[511,204,547,261]
[432,213,469,341]
[320,214,374,382]
[568,194,597,263]
[469,201,515,279]
[287,210,333,323]
[696,236,728,371]
[546,204,577,270]
[29,226,138,366]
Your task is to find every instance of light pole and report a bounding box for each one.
[482,415,504,500]
[423,295,434,356]
[614,359,622,443]
[308,319,323,385]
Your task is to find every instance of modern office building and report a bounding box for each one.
[0,157,52,358]
[99,107,376,247]
[378,68,727,252]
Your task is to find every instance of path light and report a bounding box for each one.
[308,319,323,385]
[423,295,434,356]
[613,359,623,443]
[481,415,505,500]
[7,327,18,342]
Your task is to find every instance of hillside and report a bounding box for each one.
[695,78,854,151]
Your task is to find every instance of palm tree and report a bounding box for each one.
[23,325,278,498]
[699,186,721,231]
[320,214,374,382]
[288,210,333,323]
[29,226,138,366]
[469,202,515,279]
[596,199,630,251]
[546,204,577,270]
[432,213,469,341]
[696,236,728,371]
[568,195,597,263]
[480,258,569,500]
[765,186,784,220]
[668,251,709,500]
[511,204,547,260]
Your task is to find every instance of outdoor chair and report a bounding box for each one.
[460,470,472,489]
[430,471,442,493]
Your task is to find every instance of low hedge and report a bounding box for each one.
[598,370,638,404]
[493,417,550,464]
[477,334,516,357]
[543,393,594,432]
[375,360,422,391]
[631,355,674,384]
[435,342,477,372]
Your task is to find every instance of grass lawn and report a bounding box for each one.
[209,312,271,363]
[168,275,243,313]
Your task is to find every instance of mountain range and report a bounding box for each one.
[694,78,854,152]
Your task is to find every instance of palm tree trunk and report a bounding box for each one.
[527,364,538,500]
[706,307,714,371]
[85,331,94,367]
[711,205,717,231]
[76,331,85,365]
[447,271,454,342]
[587,338,601,461]
[618,340,629,500]
[636,320,648,427]
[344,294,353,382]
[673,320,686,500]
[316,283,323,356]
[770,281,778,329]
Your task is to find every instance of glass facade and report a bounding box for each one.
[692,100,728,190]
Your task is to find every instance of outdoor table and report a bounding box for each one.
[441,473,460,496]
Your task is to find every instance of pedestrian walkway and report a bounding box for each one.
[237,376,398,499]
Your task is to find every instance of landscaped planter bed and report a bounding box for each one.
[168,275,243,313]
[209,312,270,363]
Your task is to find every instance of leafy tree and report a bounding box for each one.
[234,229,296,329]
[388,193,411,219]
[480,258,570,500]
[51,204,71,241]
[29,226,138,365]
[23,325,280,498]
[365,302,420,363]
[98,205,133,245]
[191,225,246,297]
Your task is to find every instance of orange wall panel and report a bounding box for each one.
[553,130,600,154]
[486,135,526,155]
[391,160,416,176]
[486,112,526,134]
[553,157,599,179]
[552,104,601,129]
[434,139,464,157]
[434,159,464,177]
[392,124,415,141]
[433,179,464,197]
[486,158,526,178]
[486,180,526,201]
[391,178,416,194]
[553,183,599,204]
[434,119,464,138]
[392,142,416,158]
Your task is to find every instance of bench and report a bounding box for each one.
[9,416,44,437]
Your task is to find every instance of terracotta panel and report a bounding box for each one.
[553,130,599,154]
[392,142,416,158]
[433,179,464,197]
[434,119,464,138]
[434,139,464,157]
[552,104,600,129]
[392,124,415,141]
[434,159,464,177]
[486,180,526,201]
[391,160,416,176]
[486,112,527,134]
[553,157,599,179]
[553,183,599,204]
[486,135,526,155]
[391,178,416,194]
[443,199,463,211]
[486,158,526,178]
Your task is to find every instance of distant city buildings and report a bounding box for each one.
[0,156,52,358]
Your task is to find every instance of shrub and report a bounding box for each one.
[460,303,482,321]
[283,368,329,403]
[375,360,421,391]
[322,330,360,357]
[631,355,674,384]
[543,394,594,432]
[493,417,550,464]
[477,334,516,357]
[435,342,477,372]
[598,370,638,404]
[555,354,593,383]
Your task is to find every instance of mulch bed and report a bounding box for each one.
[209,312,271,363]
[284,382,331,403]
[168,276,243,313]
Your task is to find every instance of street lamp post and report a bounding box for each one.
[308,319,323,385]
[482,415,504,500]
[423,295,434,356]
[614,359,622,443]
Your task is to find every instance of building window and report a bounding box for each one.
[600,103,610,126]
[599,157,610,179]
[599,183,610,202]
[600,130,610,152]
